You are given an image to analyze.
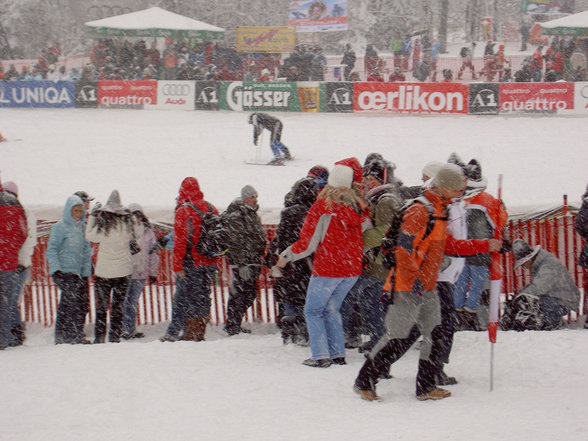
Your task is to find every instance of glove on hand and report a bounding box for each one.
[149,276,157,284]
[239,265,251,280]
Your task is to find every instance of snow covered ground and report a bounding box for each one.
[2,323,588,441]
[1,108,588,440]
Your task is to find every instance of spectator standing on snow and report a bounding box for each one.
[85,190,136,344]
[121,203,158,340]
[453,159,507,330]
[47,194,92,345]
[275,164,365,368]
[353,164,466,402]
[574,183,588,327]
[0,179,27,350]
[222,186,267,336]
[160,178,220,342]
[341,156,403,354]
[268,177,318,345]
[2,182,36,347]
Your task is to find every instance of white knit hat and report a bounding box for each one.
[431,163,465,191]
[327,164,353,189]
[422,161,443,180]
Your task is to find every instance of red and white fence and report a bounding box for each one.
[21,213,587,327]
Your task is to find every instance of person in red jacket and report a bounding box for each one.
[0,181,27,349]
[276,164,365,368]
[160,177,220,342]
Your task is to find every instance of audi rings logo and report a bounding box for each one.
[161,84,191,96]
[581,85,588,99]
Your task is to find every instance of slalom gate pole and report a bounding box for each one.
[490,344,494,392]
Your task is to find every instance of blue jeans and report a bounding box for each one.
[341,274,386,344]
[122,279,146,334]
[0,270,17,348]
[453,264,489,311]
[304,275,358,360]
[165,265,216,338]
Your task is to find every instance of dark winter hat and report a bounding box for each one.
[74,191,94,203]
[363,158,391,184]
[363,152,384,168]
[512,239,541,268]
[98,189,126,215]
[241,185,258,200]
[465,159,488,189]
[431,163,465,191]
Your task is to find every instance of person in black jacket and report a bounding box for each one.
[248,112,292,162]
[222,185,268,335]
[267,177,318,344]
[574,183,588,328]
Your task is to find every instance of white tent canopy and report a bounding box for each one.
[541,9,588,36]
[84,6,225,40]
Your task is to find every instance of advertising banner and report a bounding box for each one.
[469,83,500,115]
[573,81,588,114]
[75,82,98,108]
[195,81,220,111]
[155,81,195,110]
[521,0,574,14]
[236,27,296,53]
[297,81,320,112]
[353,82,469,114]
[499,82,574,114]
[324,82,354,113]
[97,81,157,109]
[0,81,75,108]
[288,0,348,32]
[220,81,301,112]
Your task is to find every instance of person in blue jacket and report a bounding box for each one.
[46,194,93,344]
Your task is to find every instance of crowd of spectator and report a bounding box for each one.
[0,35,587,83]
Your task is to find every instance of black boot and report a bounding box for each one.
[436,367,458,386]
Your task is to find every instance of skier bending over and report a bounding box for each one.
[248,112,292,161]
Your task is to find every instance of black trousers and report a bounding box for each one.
[225,266,261,331]
[94,276,130,342]
[54,273,88,344]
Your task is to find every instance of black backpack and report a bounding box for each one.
[183,202,229,258]
[380,196,446,292]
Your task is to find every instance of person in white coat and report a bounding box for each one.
[121,203,158,340]
[2,181,36,346]
[85,190,136,343]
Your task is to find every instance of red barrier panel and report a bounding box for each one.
[21,218,585,327]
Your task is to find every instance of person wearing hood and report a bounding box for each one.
[501,239,580,330]
[275,164,365,367]
[47,194,92,345]
[342,156,403,354]
[222,186,267,335]
[268,177,318,345]
[121,203,158,340]
[85,190,136,343]
[161,177,220,342]
[2,181,36,347]
[574,183,588,327]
